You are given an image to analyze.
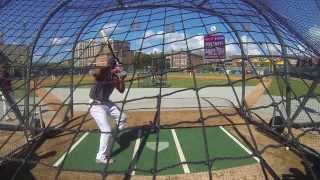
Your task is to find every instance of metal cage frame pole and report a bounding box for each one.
[241,1,320,179]
[27,0,73,124]
[200,1,303,177]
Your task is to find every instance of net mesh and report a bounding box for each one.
[0,0,319,179]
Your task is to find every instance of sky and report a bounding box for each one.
[41,7,284,61]
[0,0,317,64]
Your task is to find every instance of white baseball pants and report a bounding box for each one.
[89,100,126,160]
[0,92,16,120]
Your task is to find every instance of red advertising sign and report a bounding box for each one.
[204,34,225,61]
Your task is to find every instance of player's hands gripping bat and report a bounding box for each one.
[109,57,127,79]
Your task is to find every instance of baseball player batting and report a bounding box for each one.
[89,56,127,164]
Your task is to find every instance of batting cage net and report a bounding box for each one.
[0,0,319,179]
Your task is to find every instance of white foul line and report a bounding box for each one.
[53,132,90,167]
[219,126,260,162]
[131,129,142,176]
[171,129,190,173]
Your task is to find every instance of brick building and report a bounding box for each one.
[0,44,29,65]
[166,51,202,69]
[74,39,133,67]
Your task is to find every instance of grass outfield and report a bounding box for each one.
[166,77,258,88]
[10,73,318,97]
[30,73,258,88]
[54,127,257,175]
[268,77,320,97]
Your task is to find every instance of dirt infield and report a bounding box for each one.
[1,106,318,179]
[244,78,272,108]
[1,77,318,179]
[18,108,309,180]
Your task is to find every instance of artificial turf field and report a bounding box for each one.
[53,126,257,176]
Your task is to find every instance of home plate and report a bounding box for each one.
[146,142,169,152]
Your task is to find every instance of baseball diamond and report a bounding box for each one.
[0,0,319,180]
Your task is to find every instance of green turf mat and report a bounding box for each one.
[176,127,257,173]
[175,128,208,172]
[135,129,184,175]
[55,127,256,175]
[59,131,136,172]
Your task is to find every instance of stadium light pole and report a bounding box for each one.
[242,23,251,109]
[23,19,31,128]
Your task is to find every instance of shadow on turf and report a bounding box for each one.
[0,151,57,180]
[287,153,320,180]
[0,129,61,180]
[282,168,314,180]
[111,126,156,157]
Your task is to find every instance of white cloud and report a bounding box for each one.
[165,32,186,52]
[142,30,205,52]
[240,35,261,55]
[144,30,157,38]
[164,32,204,52]
[309,25,320,38]
[297,44,306,51]
[188,35,204,50]
[141,31,284,57]
[50,37,69,45]
[152,47,161,53]
[165,32,185,44]
[287,43,307,56]
[226,44,240,56]
[238,35,282,56]
[100,23,118,38]
[224,38,240,57]
[142,31,242,56]
[264,43,281,55]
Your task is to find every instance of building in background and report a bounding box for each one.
[0,44,29,66]
[74,39,100,67]
[0,31,29,66]
[74,39,133,67]
[0,44,29,77]
[167,51,202,69]
[110,40,132,65]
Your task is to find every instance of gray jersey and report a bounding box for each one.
[89,69,115,102]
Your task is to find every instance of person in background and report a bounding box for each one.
[0,58,16,121]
